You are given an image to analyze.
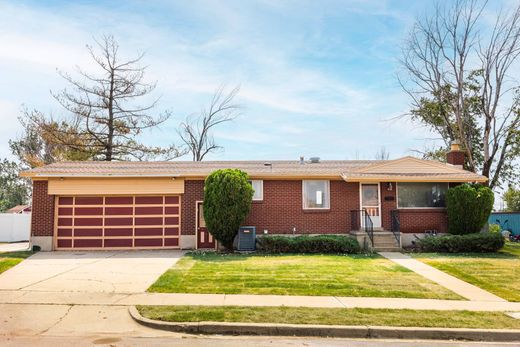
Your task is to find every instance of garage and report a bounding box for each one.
[55,195,180,250]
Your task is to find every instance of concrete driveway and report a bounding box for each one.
[0,250,184,293]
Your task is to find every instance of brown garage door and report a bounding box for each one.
[55,195,180,250]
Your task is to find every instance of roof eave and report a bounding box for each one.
[20,172,344,180]
[341,174,488,183]
[21,173,183,178]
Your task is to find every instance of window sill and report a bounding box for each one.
[397,208,447,212]
[303,209,330,213]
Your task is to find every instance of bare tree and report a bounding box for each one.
[478,6,520,186]
[32,35,182,161]
[374,146,390,160]
[178,86,241,161]
[399,0,520,188]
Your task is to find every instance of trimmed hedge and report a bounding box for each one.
[203,169,254,250]
[417,232,504,253]
[257,235,360,254]
[446,184,494,235]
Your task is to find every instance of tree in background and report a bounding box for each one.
[399,0,520,188]
[203,169,254,250]
[9,109,92,168]
[178,86,240,161]
[446,184,494,235]
[503,186,520,211]
[411,147,449,163]
[0,159,30,212]
[374,147,390,160]
[28,35,183,161]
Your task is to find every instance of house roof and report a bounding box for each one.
[20,156,487,182]
[21,160,375,178]
[5,205,31,213]
[341,156,487,182]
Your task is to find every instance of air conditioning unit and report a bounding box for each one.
[236,226,256,251]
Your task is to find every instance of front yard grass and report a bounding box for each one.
[138,305,520,329]
[149,253,460,299]
[413,242,520,301]
[0,251,33,274]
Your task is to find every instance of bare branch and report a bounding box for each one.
[399,0,520,188]
[178,85,241,161]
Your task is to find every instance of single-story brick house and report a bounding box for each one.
[21,143,486,251]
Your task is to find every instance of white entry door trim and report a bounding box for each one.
[360,183,382,228]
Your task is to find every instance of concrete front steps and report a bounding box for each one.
[372,231,401,251]
[351,230,401,251]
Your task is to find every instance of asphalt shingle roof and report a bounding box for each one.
[20,157,487,182]
[22,160,379,177]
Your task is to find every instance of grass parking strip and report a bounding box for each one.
[137,305,520,329]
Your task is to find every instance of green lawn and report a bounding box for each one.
[414,242,520,301]
[0,251,33,274]
[138,305,520,329]
[149,253,460,299]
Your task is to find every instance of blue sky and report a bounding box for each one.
[0,0,509,161]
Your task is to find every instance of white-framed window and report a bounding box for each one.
[302,180,330,209]
[397,182,448,208]
[250,180,263,201]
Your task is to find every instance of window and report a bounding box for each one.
[303,180,330,209]
[397,182,448,208]
[198,203,206,228]
[250,180,263,201]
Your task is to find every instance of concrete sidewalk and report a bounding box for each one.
[1,290,519,312]
[379,252,506,302]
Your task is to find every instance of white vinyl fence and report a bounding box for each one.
[0,213,31,242]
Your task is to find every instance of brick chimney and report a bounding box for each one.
[447,141,465,168]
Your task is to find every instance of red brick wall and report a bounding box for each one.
[182,179,360,235]
[398,209,448,233]
[447,151,465,166]
[246,180,359,234]
[181,180,205,235]
[31,180,55,237]
[380,182,397,230]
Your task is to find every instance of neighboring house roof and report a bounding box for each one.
[20,156,487,182]
[5,205,31,214]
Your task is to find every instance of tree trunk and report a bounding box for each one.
[106,69,115,161]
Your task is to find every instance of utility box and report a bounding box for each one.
[237,226,256,251]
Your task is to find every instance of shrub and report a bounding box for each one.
[257,235,360,254]
[446,184,494,235]
[488,223,501,233]
[417,232,504,253]
[203,169,254,251]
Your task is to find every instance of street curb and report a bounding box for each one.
[129,306,520,342]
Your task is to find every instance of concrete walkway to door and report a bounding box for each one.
[0,250,185,293]
[379,252,506,302]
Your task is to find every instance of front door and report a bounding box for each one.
[196,202,216,249]
[361,183,381,228]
